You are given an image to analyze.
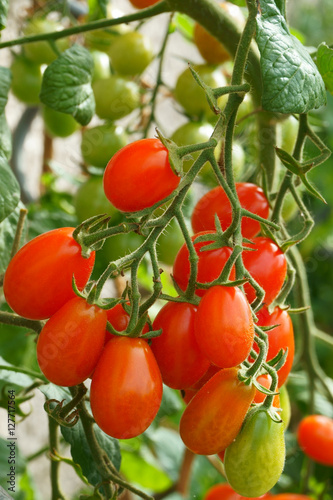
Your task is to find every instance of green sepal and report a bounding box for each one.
[140,328,163,340]
[252,379,280,397]
[73,214,111,256]
[156,128,184,177]
[188,65,222,116]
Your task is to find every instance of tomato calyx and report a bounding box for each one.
[73,214,112,257]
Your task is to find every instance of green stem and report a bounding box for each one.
[48,417,67,500]
[0,311,43,333]
[10,208,28,259]
[0,365,48,382]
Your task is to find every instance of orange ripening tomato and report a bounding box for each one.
[36,297,107,386]
[191,183,270,239]
[105,303,150,343]
[151,301,210,389]
[103,138,180,212]
[204,483,272,500]
[181,364,221,404]
[242,237,287,305]
[193,2,245,65]
[90,336,163,439]
[254,374,280,408]
[172,231,235,297]
[179,367,255,455]
[297,415,333,466]
[3,227,95,320]
[129,0,159,8]
[255,306,295,387]
[195,285,255,368]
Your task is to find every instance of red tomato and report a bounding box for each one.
[242,237,287,305]
[204,483,271,500]
[254,374,280,407]
[195,285,255,368]
[90,336,163,439]
[151,301,210,389]
[129,0,159,8]
[3,227,95,320]
[255,306,294,387]
[172,231,235,297]
[271,496,313,500]
[105,303,149,343]
[103,138,180,212]
[36,297,106,386]
[191,183,269,239]
[182,364,221,404]
[297,415,333,466]
[179,367,256,455]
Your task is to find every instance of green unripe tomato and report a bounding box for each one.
[100,232,145,264]
[157,218,184,266]
[11,56,42,105]
[84,5,129,53]
[42,106,80,138]
[280,115,299,155]
[171,121,214,173]
[108,31,154,76]
[92,76,141,120]
[174,64,228,118]
[224,409,285,497]
[279,385,291,430]
[23,18,69,64]
[75,176,120,224]
[281,191,299,221]
[90,50,111,82]
[81,123,128,168]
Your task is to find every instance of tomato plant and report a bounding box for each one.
[90,336,163,439]
[297,415,333,466]
[151,301,210,389]
[194,285,255,368]
[179,367,255,455]
[105,303,150,342]
[3,228,95,320]
[255,306,295,387]
[37,296,107,386]
[242,237,287,304]
[191,183,270,238]
[172,231,235,296]
[224,409,285,497]
[103,138,180,212]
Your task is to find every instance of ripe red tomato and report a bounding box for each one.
[191,183,269,239]
[3,228,95,320]
[172,231,235,297]
[179,367,255,455]
[195,285,255,368]
[254,374,280,407]
[151,301,210,389]
[90,336,163,439]
[103,138,180,212]
[271,496,313,500]
[256,306,295,387]
[181,364,221,404]
[129,0,159,8]
[105,303,149,343]
[36,297,106,386]
[204,483,271,500]
[242,237,287,305]
[297,415,333,466]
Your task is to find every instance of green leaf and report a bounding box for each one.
[120,450,172,492]
[0,1,9,31]
[0,157,20,223]
[0,202,26,274]
[145,427,184,481]
[174,13,194,41]
[0,356,35,392]
[256,0,326,113]
[61,414,121,488]
[0,66,12,116]
[0,113,12,160]
[40,44,95,126]
[316,42,333,95]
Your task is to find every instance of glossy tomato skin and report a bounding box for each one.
[3,228,95,320]
[90,336,163,439]
[179,367,255,455]
[181,364,221,404]
[195,286,255,368]
[297,415,333,466]
[242,237,287,305]
[36,297,107,386]
[172,231,235,297]
[204,483,271,500]
[151,301,210,389]
[191,183,269,239]
[224,409,285,497]
[103,139,180,212]
[105,303,149,343]
[256,306,295,387]
[129,0,159,8]
[270,495,312,500]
